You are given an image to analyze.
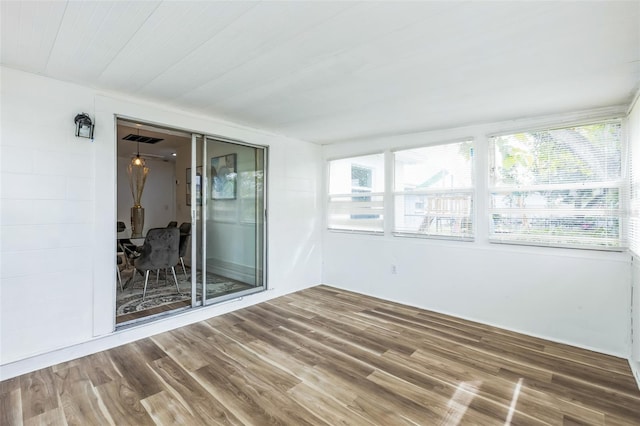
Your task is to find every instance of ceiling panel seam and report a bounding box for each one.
[95,1,163,80]
[174,2,361,103]
[135,2,260,95]
[42,0,68,72]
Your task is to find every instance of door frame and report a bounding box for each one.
[114,115,268,328]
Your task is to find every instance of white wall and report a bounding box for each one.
[322,107,631,357]
[0,67,322,379]
[631,258,640,386]
[1,68,96,365]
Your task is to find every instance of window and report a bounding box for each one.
[630,113,640,256]
[350,165,379,220]
[328,153,384,233]
[394,141,474,239]
[489,121,623,249]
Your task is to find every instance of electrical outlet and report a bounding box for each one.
[391,264,397,274]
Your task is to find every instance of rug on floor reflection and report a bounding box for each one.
[116,270,253,315]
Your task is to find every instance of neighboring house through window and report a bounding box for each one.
[393,141,475,240]
[328,153,384,233]
[351,165,378,220]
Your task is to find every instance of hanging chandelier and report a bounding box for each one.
[128,138,149,208]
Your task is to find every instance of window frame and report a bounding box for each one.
[487,118,626,251]
[392,139,476,241]
[326,152,385,235]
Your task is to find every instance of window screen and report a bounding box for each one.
[489,121,623,249]
[328,153,384,233]
[394,141,474,239]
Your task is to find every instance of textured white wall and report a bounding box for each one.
[631,259,640,386]
[1,68,96,364]
[322,109,631,357]
[0,67,323,378]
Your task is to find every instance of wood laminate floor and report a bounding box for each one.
[2,285,639,425]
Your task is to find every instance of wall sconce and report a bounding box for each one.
[74,113,94,139]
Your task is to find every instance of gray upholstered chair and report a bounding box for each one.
[167,221,177,228]
[117,221,137,255]
[116,221,128,291]
[178,222,192,280]
[133,227,181,300]
[116,256,124,291]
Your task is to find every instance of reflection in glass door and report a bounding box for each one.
[192,136,266,305]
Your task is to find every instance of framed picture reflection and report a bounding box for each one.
[211,154,237,200]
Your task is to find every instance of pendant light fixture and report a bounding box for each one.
[131,127,145,167]
[127,127,150,238]
[131,140,145,167]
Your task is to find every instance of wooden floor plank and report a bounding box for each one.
[94,377,155,426]
[0,388,23,426]
[151,326,213,372]
[287,382,373,426]
[19,368,59,422]
[148,356,242,425]
[140,390,202,425]
[104,344,163,400]
[2,285,639,425]
[54,366,114,425]
[22,407,66,426]
[70,351,121,388]
[0,377,21,395]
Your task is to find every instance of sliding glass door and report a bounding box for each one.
[191,135,266,305]
[115,119,266,327]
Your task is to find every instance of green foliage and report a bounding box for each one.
[491,122,622,247]
[494,122,621,187]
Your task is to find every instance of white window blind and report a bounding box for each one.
[630,111,640,256]
[328,153,384,233]
[489,121,623,250]
[393,141,474,239]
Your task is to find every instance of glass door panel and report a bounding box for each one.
[196,136,266,304]
[115,119,199,326]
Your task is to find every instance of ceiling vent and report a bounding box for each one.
[123,134,164,144]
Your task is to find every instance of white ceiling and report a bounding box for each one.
[2,1,639,144]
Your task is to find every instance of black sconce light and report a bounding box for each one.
[74,113,94,139]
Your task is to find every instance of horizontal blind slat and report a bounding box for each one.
[489,121,623,250]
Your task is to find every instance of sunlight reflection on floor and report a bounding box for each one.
[504,378,524,425]
[441,381,481,425]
